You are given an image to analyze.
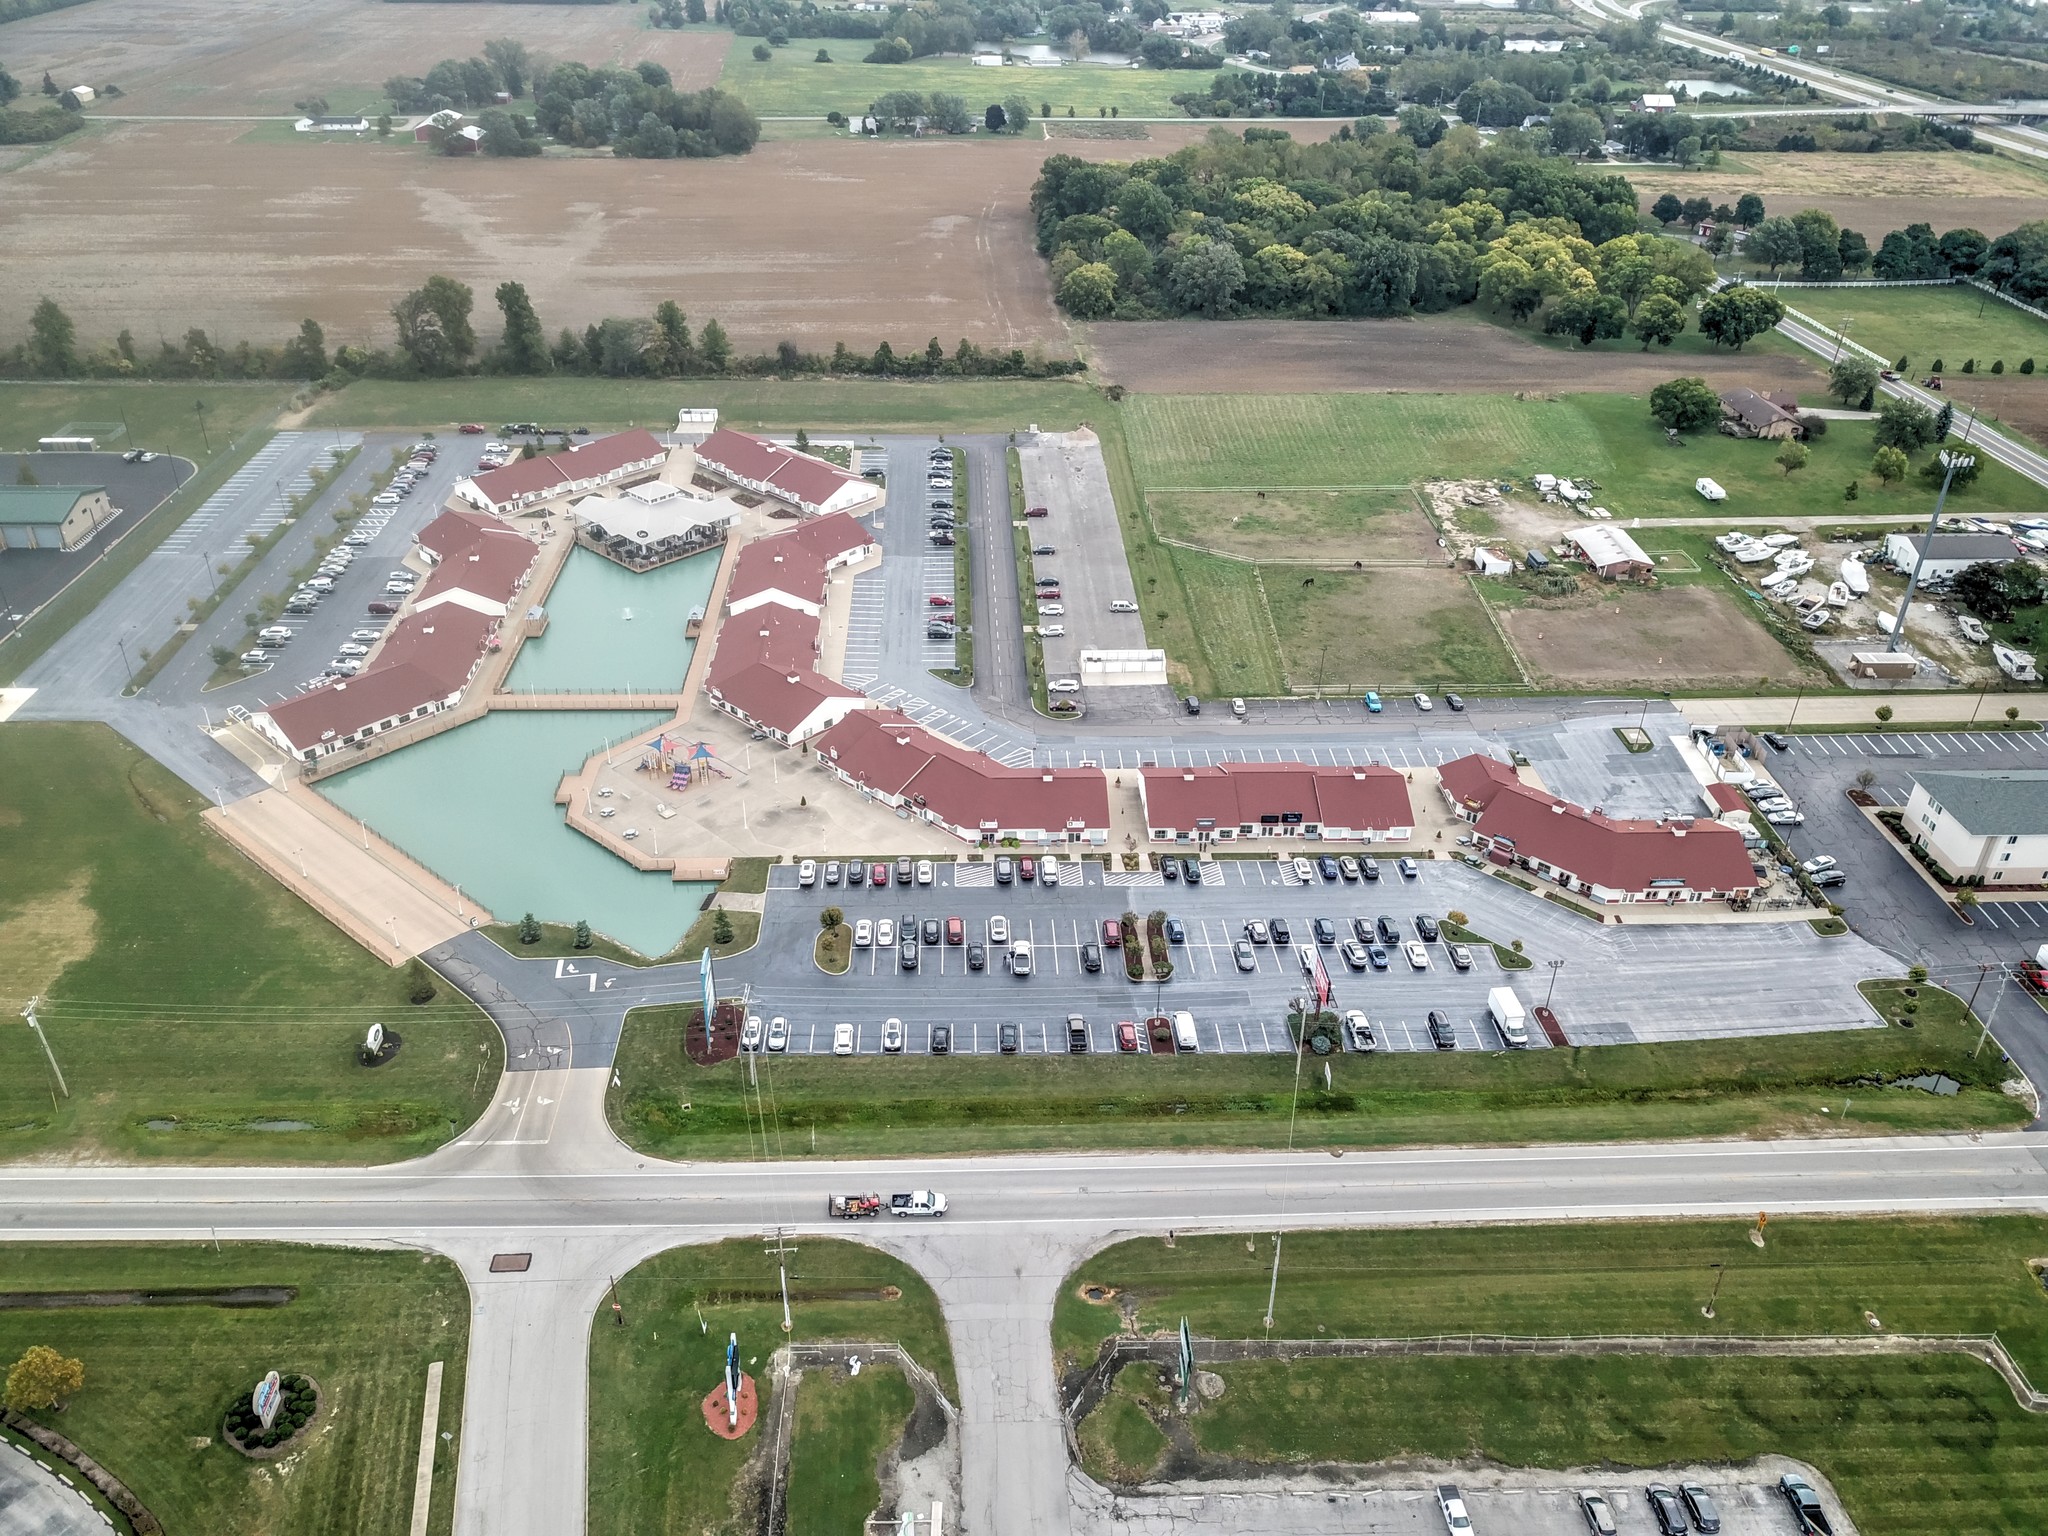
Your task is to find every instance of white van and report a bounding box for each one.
[1108,599,1137,612]
[1008,940,1033,977]
[1172,1010,1198,1052]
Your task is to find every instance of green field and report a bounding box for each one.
[786,1363,917,1536]
[606,984,2022,1160]
[1123,392,1611,490]
[587,1238,954,1536]
[1783,283,2048,377]
[0,380,291,460]
[0,723,500,1162]
[1264,566,1522,690]
[0,1243,467,1536]
[1164,547,1287,695]
[719,49,1218,119]
[1146,487,1430,562]
[308,377,1099,434]
[1063,1217,2048,1534]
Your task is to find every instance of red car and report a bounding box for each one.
[1102,918,1122,948]
[945,917,963,945]
[457,423,486,433]
[1025,505,1050,518]
[929,595,953,607]
[1116,1020,1140,1052]
[1019,857,1036,881]
[1036,588,1061,601]
[870,861,889,887]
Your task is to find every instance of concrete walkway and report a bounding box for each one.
[1681,695,2042,727]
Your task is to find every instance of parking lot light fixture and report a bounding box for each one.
[1544,958,1565,1009]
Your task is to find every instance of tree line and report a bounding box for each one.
[6,283,1083,385]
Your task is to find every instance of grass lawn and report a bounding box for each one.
[1063,1216,2048,1535]
[587,1238,954,1536]
[308,378,1101,435]
[1264,566,1522,691]
[1166,547,1287,696]
[786,1363,916,1536]
[719,49,1218,118]
[1777,284,2048,377]
[605,995,2024,1160]
[0,723,500,1162]
[0,1242,467,1536]
[1146,486,1434,563]
[0,381,290,461]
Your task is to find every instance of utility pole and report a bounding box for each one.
[606,1274,625,1327]
[23,998,67,1100]
[194,398,211,455]
[767,1228,795,1333]
[1888,448,1977,652]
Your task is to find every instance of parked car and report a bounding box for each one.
[1038,603,1066,616]
[1312,917,1337,945]
[799,859,817,887]
[1182,857,1202,884]
[238,650,271,667]
[1448,943,1473,971]
[1163,917,1185,944]
[930,1023,951,1055]
[1437,1485,1472,1534]
[853,919,873,948]
[1019,857,1035,881]
[1406,941,1431,970]
[739,1015,764,1052]
[1761,731,1791,752]
[1244,919,1270,944]
[1269,918,1292,945]
[847,861,867,887]
[1415,914,1440,942]
[899,939,919,970]
[1101,917,1122,948]
[875,918,894,947]
[1034,545,1057,556]
[1428,1010,1457,1048]
[967,941,985,971]
[1444,692,1466,711]
[872,861,891,887]
[1413,691,1434,712]
[1363,691,1382,713]
[1317,855,1341,882]
[1040,625,1066,637]
[1368,945,1389,970]
[989,915,1009,944]
[824,860,842,886]
[921,918,941,945]
[833,1023,855,1056]
[1577,1490,1619,1536]
[1646,1485,1688,1536]
[1398,857,1420,879]
[766,1016,790,1052]
[882,1017,904,1053]
[1800,855,1838,875]
[1025,505,1049,518]
[1082,941,1102,972]
[1360,858,1380,882]
[896,857,913,885]
[946,916,964,945]
[1376,915,1401,944]
[1338,856,1361,881]
[1779,1474,1833,1534]
[999,1021,1019,1053]
[1292,857,1315,883]
[1233,939,1257,971]
[1231,697,1247,718]
[1116,1020,1139,1052]
[336,643,369,658]
[1342,941,1371,970]
[1345,1010,1375,1052]
[1679,1484,1720,1533]
[1161,857,1179,882]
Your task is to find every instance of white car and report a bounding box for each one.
[989,914,1009,944]
[1047,678,1080,693]
[1040,625,1066,637]
[766,1016,790,1052]
[1292,857,1315,883]
[371,493,401,506]
[876,919,896,947]
[1413,691,1434,711]
[916,859,934,885]
[1038,603,1065,616]
[327,659,363,675]
[1800,855,1838,876]
[344,532,373,545]
[383,583,414,597]
[853,919,873,948]
[799,859,817,887]
[1344,1010,1376,1052]
[1404,941,1430,970]
[1041,854,1059,887]
[740,1014,763,1051]
[1231,697,1247,718]
[833,1022,855,1056]
[882,1017,904,1053]
[351,628,384,641]
[1767,809,1806,826]
[336,643,369,658]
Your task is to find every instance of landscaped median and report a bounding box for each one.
[0,1242,467,1536]
[1058,1216,2048,1534]
[604,993,2026,1159]
[587,1238,956,1536]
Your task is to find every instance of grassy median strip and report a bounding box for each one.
[587,1238,954,1536]
[933,447,972,685]
[0,1242,468,1536]
[1008,447,1052,713]
[0,722,500,1162]
[1061,1216,2048,1535]
[787,1362,916,1536]
[606,1000,2023,1160]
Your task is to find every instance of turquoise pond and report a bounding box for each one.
[321,710,713,958]
[506,546,718,693]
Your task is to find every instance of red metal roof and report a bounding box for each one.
[1140,761,1413,831]
[695,429,866,512]
[416,525,536,606]
[1437,753,1522,814]
[724,511,875,610]
[818,710,1108,832]
[464,430,665,509]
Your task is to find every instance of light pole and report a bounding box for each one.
[1887,448,1976,653]
[1544,958,1565,1009]
[116,634,136,686]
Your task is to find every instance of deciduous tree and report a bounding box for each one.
[495,282,551,374]
[27,295,75,376]
[1649,375,1720,432]
[5,1346,84,1411]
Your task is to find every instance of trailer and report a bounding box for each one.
[828,1193,883,1219]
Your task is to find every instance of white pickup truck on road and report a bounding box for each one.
[890,1190,948,1218]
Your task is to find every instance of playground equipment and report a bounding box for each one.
[636,735,742,789]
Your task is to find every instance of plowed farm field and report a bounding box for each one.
[0,122,1182,353]
[0,0,733,115]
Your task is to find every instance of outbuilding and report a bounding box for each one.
[0,484,116,551]
[1881,531,2018,581]
[1565,525,1654,580]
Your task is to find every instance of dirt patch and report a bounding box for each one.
[1501,584,1806,688]
[0,871,98,1003]
[1628,151,2048,248]
[4,0,733,116]
[0,122,1166,351]
[1091,310,1823,394]
[684,998,746,1067]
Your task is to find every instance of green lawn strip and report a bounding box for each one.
[719,49,1218,118]
[1775,283,2048,380]
[785,1363,916,1536]
[1078,1363,1170,1482]
[480,920,658,967]
[1436,918,1531,970]
[605,1003,2022,1162]
[0,1243,468,1536]
[307,379,1100,435]
[1058,1214,2048,1369]
[0,723,500,1163]
[1094,408,1212,698]
[1768,717,2041,734]
[721,856,776,894]
[0,405,293,686]
[1165,1353,2048,1535]
[1167,547,1287,696]
[586,1237,955,1536]
[815,923,853,973]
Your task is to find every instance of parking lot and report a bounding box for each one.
[712,856,1896,1058]
[1017,434,1146,685]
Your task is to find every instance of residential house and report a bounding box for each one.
[1718,387,1803,440]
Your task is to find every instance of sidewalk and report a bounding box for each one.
[1681,694,2042,727]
